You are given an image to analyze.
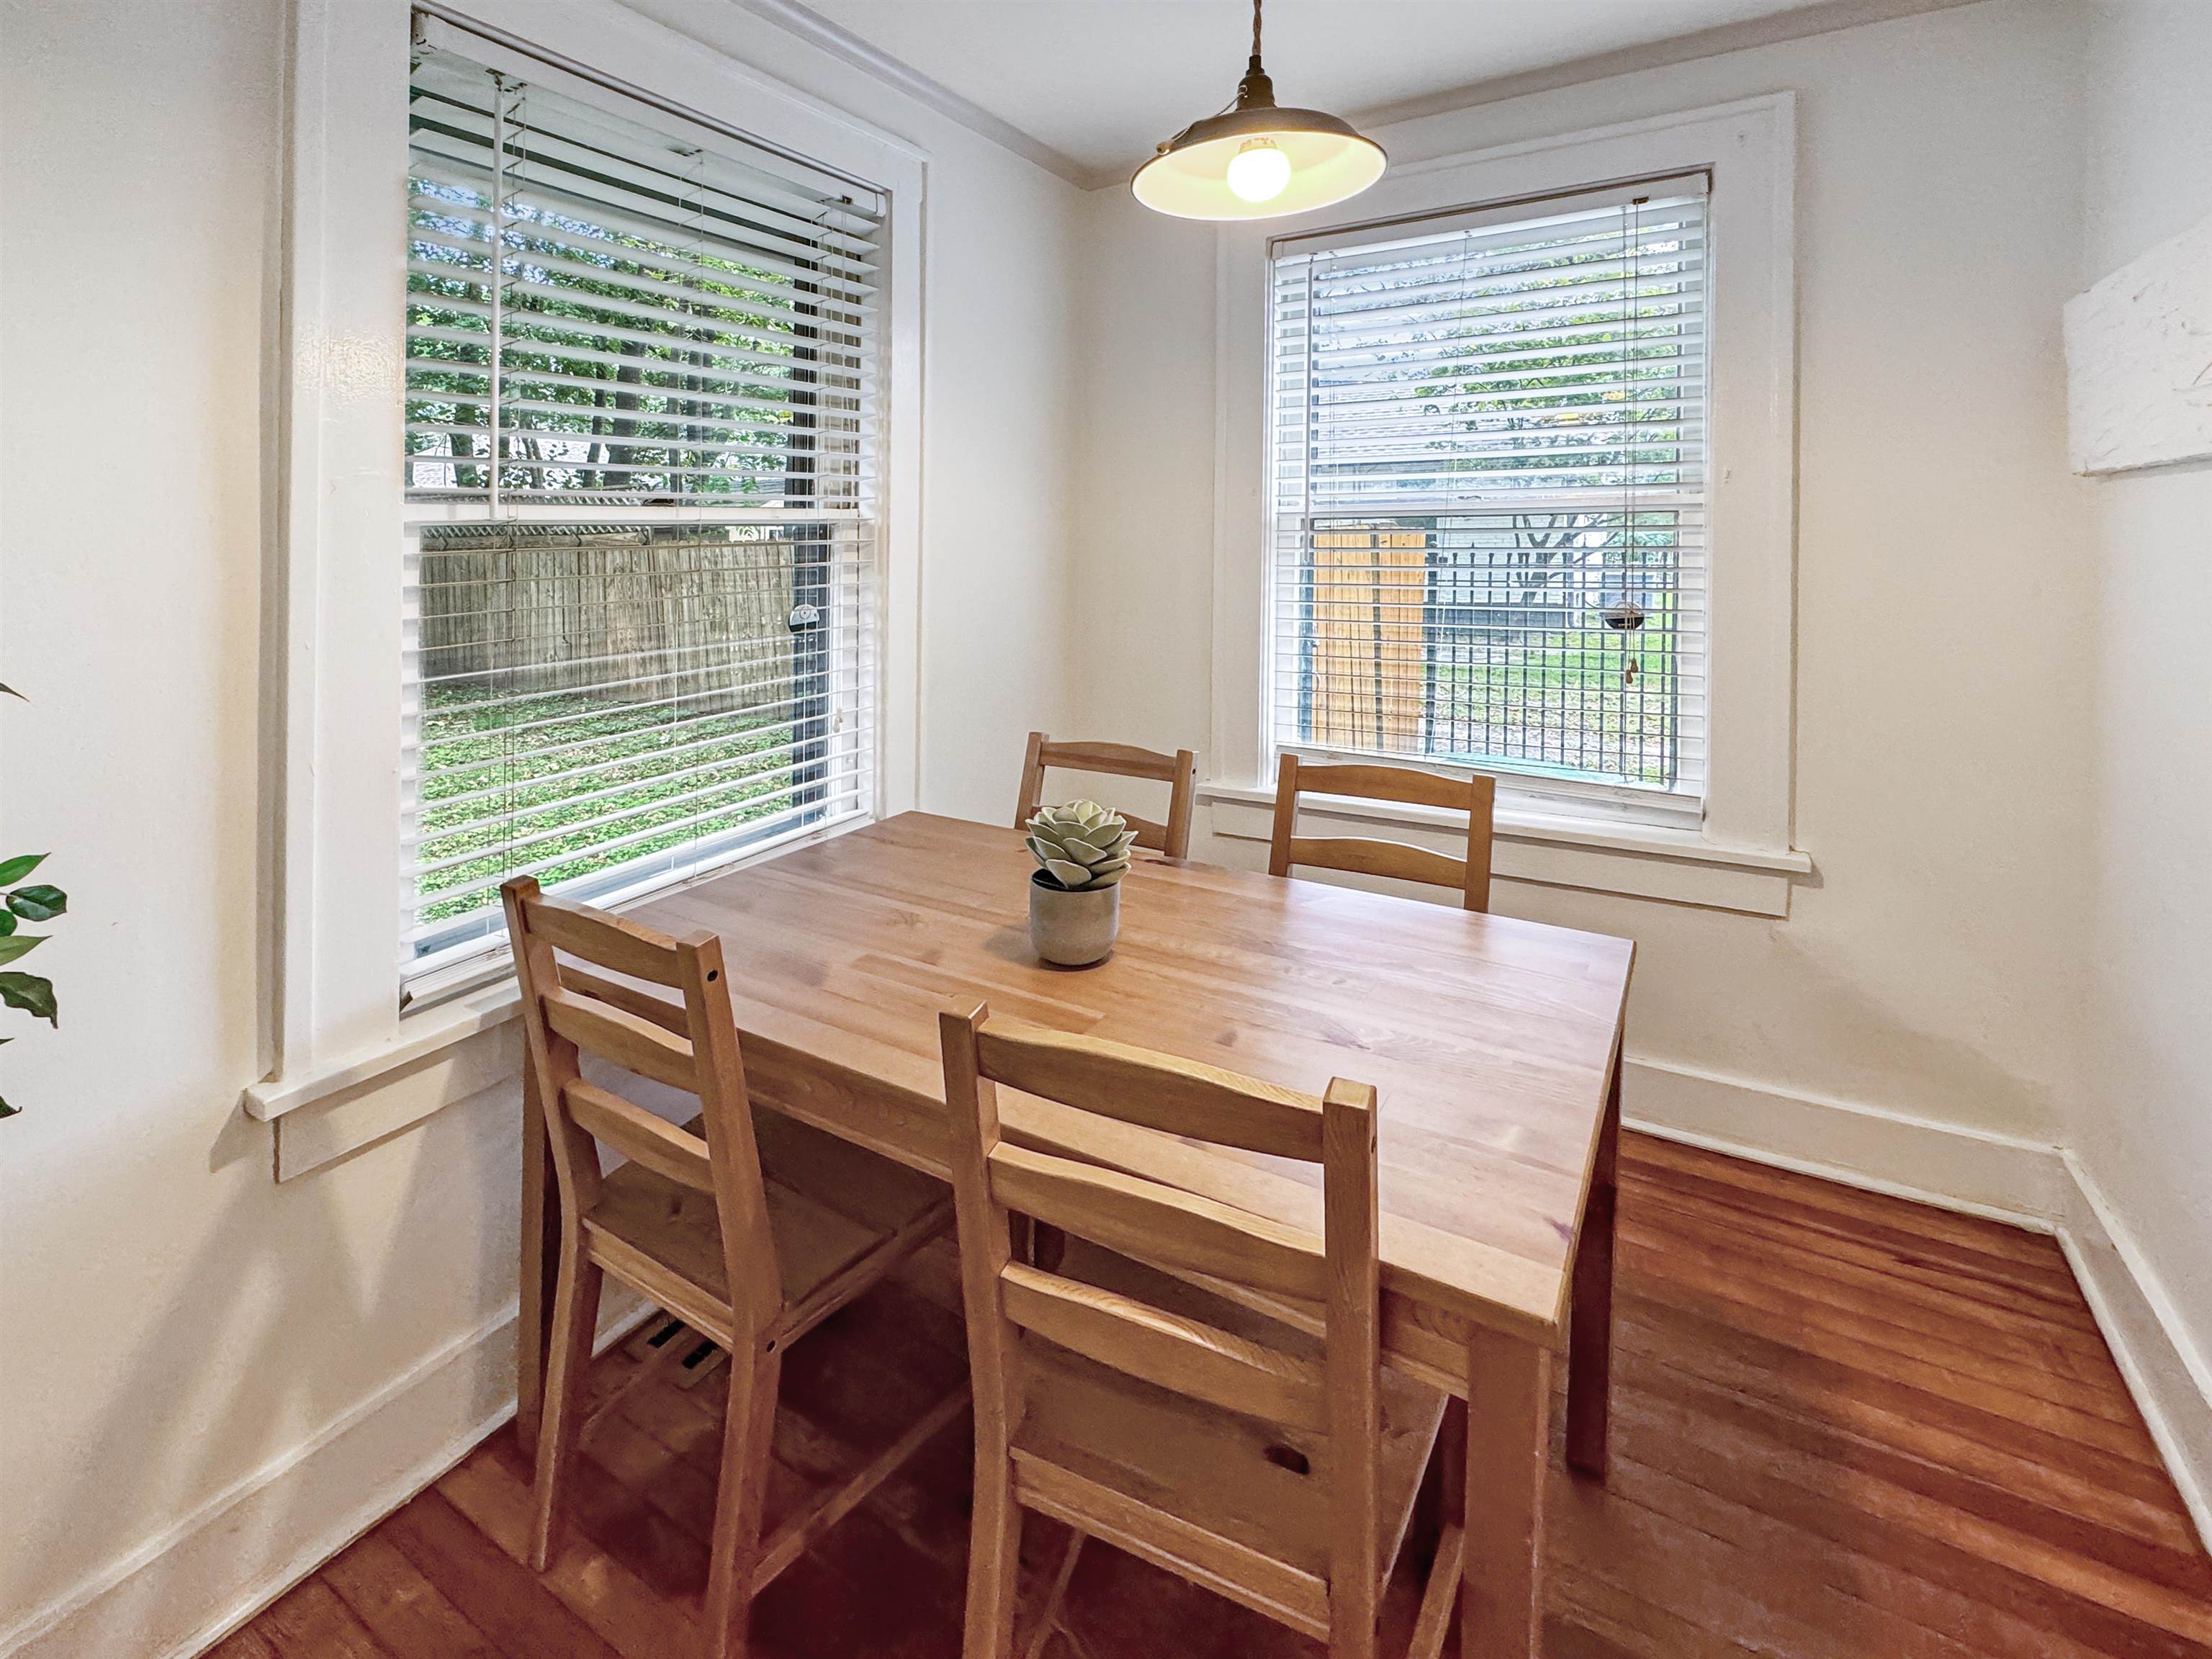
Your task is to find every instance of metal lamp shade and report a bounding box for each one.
[1130,104,1386,221]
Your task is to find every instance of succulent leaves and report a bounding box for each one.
[1025,800,1137,891]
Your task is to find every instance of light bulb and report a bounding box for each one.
[1225,139,1292,204]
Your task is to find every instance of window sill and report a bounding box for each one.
[1200,783,1812,917]
[244,809,877,1157]
[243,979,522,1124]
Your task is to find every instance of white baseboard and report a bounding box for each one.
[4,1293,649,1659]
[2056,1152,2212,1553]
[1622,1055,2069,1228]
[1623,1053,2211,1553]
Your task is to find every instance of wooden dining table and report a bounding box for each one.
[513,810,1634,1659]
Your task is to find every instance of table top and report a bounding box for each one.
[632,811,1633,1346]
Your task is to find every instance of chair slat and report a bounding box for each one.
[1290,761,1472,813]
[544,986,700,1093]
[522,891,690,987]
[976,1022,1325,1161]
[1115,810,1170,848]
[560,965,688,1035]
[1285,835,1467,894]
[1009,1456,1331,1639]
[1016,731,1199,859]
[988,1143,1328,1302]
[1039,739,1184,782]
[564,1079,714,1192]
[999,1262,1328,1434]
[1270,752,1496,912]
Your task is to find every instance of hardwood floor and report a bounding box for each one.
[212,1136,2212,1659]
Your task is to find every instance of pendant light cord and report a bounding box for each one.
[1233,0,1276,109]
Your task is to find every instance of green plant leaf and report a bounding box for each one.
[0,682,22,699]
[0,971,57,1025]
[0,1095,17,1120]
[0,935,45,966]
[7,884,66,921]
[0,853,45,886]
[0,912,14,937]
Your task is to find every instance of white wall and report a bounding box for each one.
[1073,0,2098,1157]
[0,1,1083,1650]
[2077,0,2212,1461]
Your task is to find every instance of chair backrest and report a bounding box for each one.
[1016,732,1198,859]
[1267,753,1496,912]
[502,877,781,1338]
[939,1004,1380,1627]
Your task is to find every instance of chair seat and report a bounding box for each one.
[1006,1241,1446,1635]
[582,1105,951,1348]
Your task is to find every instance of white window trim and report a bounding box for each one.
[250,0,925,1124]
[1208,94,1804,914]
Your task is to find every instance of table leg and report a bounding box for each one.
[516,1065,560,1459]
[1566,1053,1621,1477]
[1462,1327,1552,1659]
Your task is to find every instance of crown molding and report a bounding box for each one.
[1344,0,1982,137]
[735,0,1094,186]
[744,0,1982,194]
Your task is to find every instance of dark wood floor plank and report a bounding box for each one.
[241,1578,391,1659]
[1617,1217,2136,1413]
[1619,1174,2112,1342]
[1618,1316,2204,1569]
[1604,1403,2212,1659]
[1550,1568,1768,1659]
[319,1528,504,1659]
[1617,1291,2190,1526]
[1620,1137,2077,1272]
[219,1135,2212,1659]
[202,1624,287,1659]
[1548,1470,1993,1659]
[1598,1437,2151,1659]
[381,1488,626,1659]
[1619,1266,2169,1470]
[1614,1359,2212,1652]
[439,1436,706,1655]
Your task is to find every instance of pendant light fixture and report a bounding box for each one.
[1131,0,1386,221]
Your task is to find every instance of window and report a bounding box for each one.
[400,37,882,986]
[1267,178,1709,816]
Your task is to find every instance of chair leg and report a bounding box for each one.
[529,1243,603,1572]
[963,1451,1022,1659]
[703,1344,783,1659]
[1329,1575,1378,1659]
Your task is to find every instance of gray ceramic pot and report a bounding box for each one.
[1028,872,1120,967]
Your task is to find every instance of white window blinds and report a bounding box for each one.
[400,34,881,983]
[1269,179,1709,804]
[404,42,878,507]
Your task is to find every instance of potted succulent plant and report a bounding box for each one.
[1025,800,1136,966]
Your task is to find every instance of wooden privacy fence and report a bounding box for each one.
[416,528,800,719]
[1307,529,1429,752]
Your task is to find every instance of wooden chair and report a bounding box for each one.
[1016,732,1197,859]
[503,878,965,1659]
[939,1005,1452,1659]
[1268,753,1497,912]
